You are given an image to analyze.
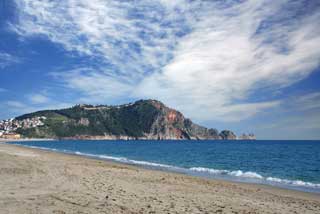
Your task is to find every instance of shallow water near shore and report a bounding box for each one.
[8,140,320,193]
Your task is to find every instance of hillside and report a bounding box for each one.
[12,100,239,140]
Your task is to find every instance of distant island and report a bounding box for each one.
[0,99,255,140]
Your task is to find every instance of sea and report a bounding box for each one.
[8,140,320,193]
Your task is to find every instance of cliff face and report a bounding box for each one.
[14,99,241,140]
[145,100,221,140]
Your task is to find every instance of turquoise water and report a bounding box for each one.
[9,140,320,193]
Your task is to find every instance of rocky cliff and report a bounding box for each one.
[14,99,240,140]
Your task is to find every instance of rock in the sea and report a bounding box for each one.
[219,130,237,140]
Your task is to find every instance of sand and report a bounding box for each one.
[0,143,319,214]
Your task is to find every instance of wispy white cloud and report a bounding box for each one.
[0,52,20,68]
[12,0,182,77]
[1,99,73,120]
[6,100,26,109]
[135,0,320,122]
[27,93,50,104]
[252,91,320,139]
[12,0,320,123]
[51,68,134,103]
[205,101,281,122]
[286,92,320,112]
[0,101,33,119]
[0,88,7,92]
[255,112,320,140]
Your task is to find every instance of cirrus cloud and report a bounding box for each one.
[0,52,20,68]
[12,0,320,123]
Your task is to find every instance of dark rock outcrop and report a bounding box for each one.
[219,130,237,140]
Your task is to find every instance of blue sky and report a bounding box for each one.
[1,0,320,139]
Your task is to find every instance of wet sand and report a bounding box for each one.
[0,142,319,214]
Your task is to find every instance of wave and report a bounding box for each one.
[72,152,320,190]
[9,143,320,191]
[189,167,263,179]
[74,151,177,169]
[189,167,320,188]
[266,177,320,188]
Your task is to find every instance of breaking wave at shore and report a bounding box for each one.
[72,151,320,191]
[8,141,320,193]
[11,143,320,192]
[189,167,320,189]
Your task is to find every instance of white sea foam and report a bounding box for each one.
[190,167,320,189]
[74,152,176,169]
[126,159,175,168]
[99,155,176,169]
[228,170,264,179]
[266,177,320,188]
[189,167,229,174]
[189,167,263,179]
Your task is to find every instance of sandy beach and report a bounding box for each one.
[0,142,319,214]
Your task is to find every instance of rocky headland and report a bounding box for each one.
[1,99,255,140]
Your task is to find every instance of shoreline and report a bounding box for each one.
[5,142,320,194]
[0,142,320,213]
[3,139,320,195]
[0,138,54,143]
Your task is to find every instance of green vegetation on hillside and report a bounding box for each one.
[13,99,237,140]
[15,100,162,138]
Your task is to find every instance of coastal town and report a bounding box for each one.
[0,116,46,139]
